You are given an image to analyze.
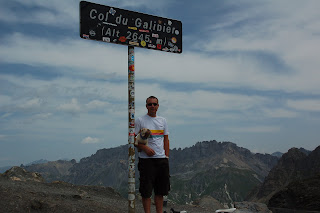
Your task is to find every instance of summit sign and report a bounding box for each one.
[80,1,182,53]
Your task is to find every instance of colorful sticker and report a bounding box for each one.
[129,41,139,46]
[89,30,96,37]
[129,64,135,71]
[139,29,150,33]
[128,26,137,30]
[103,37,111,42]
[128,54,134,62]
[129,121,134,127]
[109,8,116,15]
[129,48,134,56]
[128,136,134,143]
[171,37,177,44]
[119,36,127,42]
[83,34,89,39]
[129,75,134,82]
[152,33,159,38]
[148,44,156,48]
[141,41,146,47]
[129,101,135,109]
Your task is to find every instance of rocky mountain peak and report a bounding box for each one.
[1,166,44,182]
[247,145,320,207]
[276,147,307,169]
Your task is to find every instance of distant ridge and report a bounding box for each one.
[271,152,283,158]
[23,140,278,206]
[25,159,49,166]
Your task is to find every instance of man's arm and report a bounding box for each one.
[135,142,155,156]
[164,135,169,158]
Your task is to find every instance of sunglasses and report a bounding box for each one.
[147,103,158,106]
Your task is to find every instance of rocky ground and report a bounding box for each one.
[0,167,272,213]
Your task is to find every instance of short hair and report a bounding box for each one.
[146,96,158,104]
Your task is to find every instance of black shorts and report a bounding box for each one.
[138,158,170,198]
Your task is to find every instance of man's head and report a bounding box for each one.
[146,96,159,117]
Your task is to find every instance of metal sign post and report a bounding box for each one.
[128,46,135,212]
[79,1,182,212]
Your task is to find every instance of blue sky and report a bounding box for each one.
[1,0,320,167]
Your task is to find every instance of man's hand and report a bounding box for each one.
[141,145,155,156]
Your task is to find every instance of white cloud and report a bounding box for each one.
[192,1,320,94]
[34,113,53,120]
[0,0,78,27]
[58,98,81,114]
[0,33,127,78]
[20,98,42,109]
[262,108,298,118]
[86,100,109,110]
[287,99,320,112]
[81,136,101,144]
[0,74,127,117]
[1,21,320,96]
[134,83,272,125]
[1,113,13,119]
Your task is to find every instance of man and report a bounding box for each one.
[135,96,170,213]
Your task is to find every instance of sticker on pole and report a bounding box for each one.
[80,1,182,53]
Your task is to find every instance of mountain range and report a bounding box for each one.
[21,140,279,207]
[11,139,319,211]
[3,139,319,211]
[0,166,272,212]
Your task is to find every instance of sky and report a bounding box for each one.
[1,0,320,167]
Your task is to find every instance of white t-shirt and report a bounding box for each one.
[135,114,169,158]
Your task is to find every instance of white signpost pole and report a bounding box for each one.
[128,45,136,213]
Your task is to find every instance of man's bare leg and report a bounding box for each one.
[154,195,163,213]
[142,197,151,213]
